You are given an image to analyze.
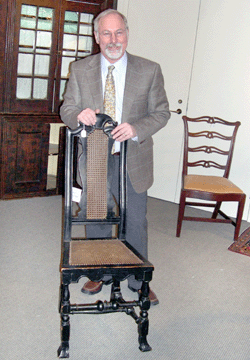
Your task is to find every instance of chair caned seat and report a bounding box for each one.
[69,239,144,266]
[184,175,244,194]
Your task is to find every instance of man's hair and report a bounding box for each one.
[93,9,129,34]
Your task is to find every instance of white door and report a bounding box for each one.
[187,0,250,221]
[118,0,201,203]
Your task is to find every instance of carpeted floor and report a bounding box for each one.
[0,195,250,360]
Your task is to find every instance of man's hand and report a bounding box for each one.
[111,123,137,142]
[77,108,100,126]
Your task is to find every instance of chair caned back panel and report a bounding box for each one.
[86,130,108,219]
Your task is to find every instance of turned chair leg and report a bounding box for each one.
[58,284,70,358]
[138,281,152,352]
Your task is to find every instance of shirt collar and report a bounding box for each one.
[101,52,128,74]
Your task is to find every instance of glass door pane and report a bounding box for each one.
[59,11,94,100]
[16,4,54,100]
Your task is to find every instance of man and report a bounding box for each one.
[60,9,171,305]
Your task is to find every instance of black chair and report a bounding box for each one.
[58,114,154,358]
[176,115,246,240]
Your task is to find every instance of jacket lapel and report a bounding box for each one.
[85,54,104,112]
[122,53,141,123]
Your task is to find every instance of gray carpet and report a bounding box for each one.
[1,196,250,360]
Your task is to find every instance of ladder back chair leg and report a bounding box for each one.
[176,192,186,237]
[234,195,246,240]
[212,201,222,219]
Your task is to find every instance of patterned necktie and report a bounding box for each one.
[103,65,115,121]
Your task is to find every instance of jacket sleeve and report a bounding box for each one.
[131,63,171,144]
[60,62,82,129]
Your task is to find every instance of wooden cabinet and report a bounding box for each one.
[0,0,116,199]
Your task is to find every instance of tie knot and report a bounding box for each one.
[108,65,115,73]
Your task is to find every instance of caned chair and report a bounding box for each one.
[176,115,246,240]
[58,114,154,358]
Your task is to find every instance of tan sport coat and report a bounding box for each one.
[60,52,170,193]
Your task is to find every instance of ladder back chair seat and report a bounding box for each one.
[176,115,246,240]
[58,114,154,358]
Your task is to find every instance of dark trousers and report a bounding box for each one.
[86,156,148,290]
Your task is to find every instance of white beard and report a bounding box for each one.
[105,43,123,60]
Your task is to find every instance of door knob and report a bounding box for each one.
[170,109,182,114]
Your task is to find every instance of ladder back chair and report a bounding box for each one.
[176,115,246,240]
[58,114,154,358]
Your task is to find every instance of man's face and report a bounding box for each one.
[94,13,128,63]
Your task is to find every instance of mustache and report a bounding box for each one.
[106,43,122,49]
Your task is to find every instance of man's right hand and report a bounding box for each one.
[77,108,100,126]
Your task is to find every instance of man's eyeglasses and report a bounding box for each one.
[100,29,127,39]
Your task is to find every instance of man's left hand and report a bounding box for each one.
[111,123,137,142]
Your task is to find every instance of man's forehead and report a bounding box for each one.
[99,14,125,30]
